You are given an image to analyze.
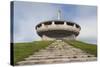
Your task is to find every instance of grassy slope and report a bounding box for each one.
[64,40,97,57]
[14,40,97,65]
[14,41,53,65]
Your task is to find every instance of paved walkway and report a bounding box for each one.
[17,40,97,65]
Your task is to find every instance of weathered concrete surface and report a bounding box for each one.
[36,20,81,40]
[17,40,97,65]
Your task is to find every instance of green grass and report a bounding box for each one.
[64,40,97,57]
[14,41,53,65]
[14,40,97,65]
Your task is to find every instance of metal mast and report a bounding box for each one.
[57,9,61,20]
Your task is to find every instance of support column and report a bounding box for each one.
[52,21,55,25]
[73,24,76,28]
[64,21,66,25]
[41,24,45,28]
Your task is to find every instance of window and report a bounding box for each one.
[44,22,52,25]
[55,21,64,25]
[76,24,80,28]
[36,24,42,29]
[67,22,74,26]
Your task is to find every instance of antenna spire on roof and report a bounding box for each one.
[57,9,61,20]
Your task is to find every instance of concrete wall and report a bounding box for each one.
[36,21,81,40]
[36,21,80,33]
[42,34,76,40]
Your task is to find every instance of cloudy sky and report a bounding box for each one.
[13,1,97,44]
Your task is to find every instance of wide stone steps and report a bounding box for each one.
[17,40,97,65]
[18,57,96,65]
[25,55,94,60]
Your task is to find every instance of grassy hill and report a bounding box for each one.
[64,40,97,57]
[14,40,97,65]
[14,41,53,65]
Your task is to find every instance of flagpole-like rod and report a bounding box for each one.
[57,9,61,20]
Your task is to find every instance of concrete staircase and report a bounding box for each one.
[17,40,97,65]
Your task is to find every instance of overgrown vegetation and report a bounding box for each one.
[14,41,53,65]
[64,40,97,57]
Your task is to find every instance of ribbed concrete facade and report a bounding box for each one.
[35,20,81,40]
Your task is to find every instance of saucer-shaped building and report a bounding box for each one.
[35,10,81,40]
